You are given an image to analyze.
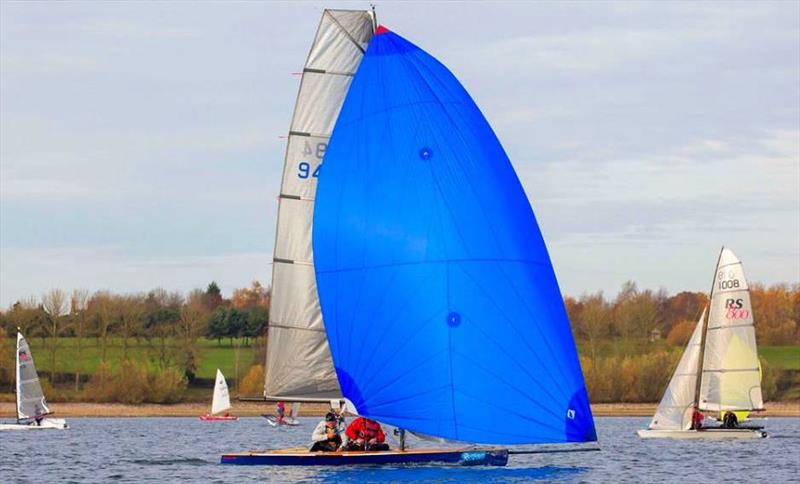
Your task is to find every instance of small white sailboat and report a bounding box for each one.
[0,331,68,431]
[200,369,237,421]
[639,247,766,439]
[263,402,301,427]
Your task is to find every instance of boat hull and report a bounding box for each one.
[0,418,68,431]
[220,447,509,466]
[637,428,766,439]
[200,415,238,421]
[262,415,300,426]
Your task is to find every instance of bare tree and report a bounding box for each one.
[7,297,43,338]
[176,290,209,380]
[578,291,611,362]
[42,289,68,381]
[89,291,117,363]
[118,295,145,359]
[70,290,89,390]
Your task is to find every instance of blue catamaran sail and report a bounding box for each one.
[312,27,596,445]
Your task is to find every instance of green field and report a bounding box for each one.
[5,337,798,380]
[760,346,800,370]
[2,337,258,381]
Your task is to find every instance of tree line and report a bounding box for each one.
[0,281,270,386]
[0,279,797,403]
[566,281,800,354]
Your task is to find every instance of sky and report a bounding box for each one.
[1,1,798,307]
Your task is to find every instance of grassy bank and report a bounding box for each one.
[2,336,257,381]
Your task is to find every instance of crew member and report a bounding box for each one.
[343,417,389,451]
[310,412,344,452]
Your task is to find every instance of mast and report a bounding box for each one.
[693,246,724,417]
[15,331,21,423]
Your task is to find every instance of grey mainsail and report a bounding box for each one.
[16,332,51,422]
[264,9,375,399]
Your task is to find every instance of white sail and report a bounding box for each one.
[16,332,51,421]
[648,309,705,430]
[211,369,232,415]
[699,248,764,412]
[265,9,375,399]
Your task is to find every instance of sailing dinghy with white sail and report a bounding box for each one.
[223,10,598,466]
[263,402,301,427]
[200,369,237,421]
[639,247,766,439]
[0,332,68,431]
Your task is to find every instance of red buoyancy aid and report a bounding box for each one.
[692,409,704,429]
[345,417,385,443]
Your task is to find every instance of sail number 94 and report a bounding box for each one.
[298,162,320,179]
[297,141,326,179]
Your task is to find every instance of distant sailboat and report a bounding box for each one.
[224,11,597,466]
[263,402,301,427]
[639,247,766,439]
[0,331,68,431]
[200,369,237,421]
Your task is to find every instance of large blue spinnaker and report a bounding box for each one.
[312,27,596,445]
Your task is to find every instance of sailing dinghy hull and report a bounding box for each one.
[199,415,238,421]
[220,448,509,466]
[262,415,300,427]
[0,418,68,431]
[637,428,766,439]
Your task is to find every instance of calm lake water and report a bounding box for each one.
[1,416,797,483]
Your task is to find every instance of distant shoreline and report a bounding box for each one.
[1,401,798,418]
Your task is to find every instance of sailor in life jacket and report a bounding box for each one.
[275,401,285,423]
[343,417,390,451]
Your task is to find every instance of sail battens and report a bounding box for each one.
[702,368,759,373]
[287,130,332,138]
[707,323,754,330]
[15,333,51,420]
[303,67,356,77]
[265,9,374,399]
[278,194,314,202]
[698,248,763,413]
[323,10,367,54]
[18,377,42,384]
[273,258,313,266]
[268,323,327,333]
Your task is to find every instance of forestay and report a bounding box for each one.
[699,248,763,412]
[265,9,375,399]
[648,310,705,430]
[212,369,232,415]
[313,28,596,445]
[16,333,51,422]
